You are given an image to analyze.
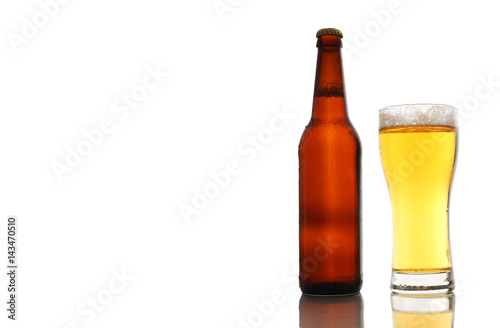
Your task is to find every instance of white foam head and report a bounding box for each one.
[379,104,458,129]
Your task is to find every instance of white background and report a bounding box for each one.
[0,0,499,327]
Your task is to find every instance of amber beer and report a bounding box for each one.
[299,28,362,295]
[379,104,457,292]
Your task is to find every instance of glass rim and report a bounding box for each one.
[379,103,458,129]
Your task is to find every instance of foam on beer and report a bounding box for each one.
[379,104,458,129]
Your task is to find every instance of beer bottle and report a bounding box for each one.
[299,28,362,295]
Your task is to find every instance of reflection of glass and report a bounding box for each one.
[379,104,458,293]
[299,293,364,328]
[391,292,455,328]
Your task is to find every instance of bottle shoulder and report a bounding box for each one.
[301,118,359,136]
[299,118,361,148]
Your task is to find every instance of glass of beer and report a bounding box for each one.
[379,104,458,293]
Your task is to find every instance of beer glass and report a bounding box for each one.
[379,104,458,293]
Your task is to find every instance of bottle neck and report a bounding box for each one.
[312,35,348,121]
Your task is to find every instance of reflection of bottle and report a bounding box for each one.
[299,293,364,328]
[391,293,455,328]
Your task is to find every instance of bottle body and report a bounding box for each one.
[299,29,362,295]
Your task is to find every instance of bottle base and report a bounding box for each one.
[300,281,362,296]
[391,270,454,294]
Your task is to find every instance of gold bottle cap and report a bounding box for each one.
[316,28,343,39]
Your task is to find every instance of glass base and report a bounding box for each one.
[391,270,454,294]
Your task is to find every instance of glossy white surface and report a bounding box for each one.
[0,0,498,327]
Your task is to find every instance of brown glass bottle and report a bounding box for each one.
[299,28,362,295]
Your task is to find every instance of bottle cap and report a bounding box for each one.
[316,28,343,39]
